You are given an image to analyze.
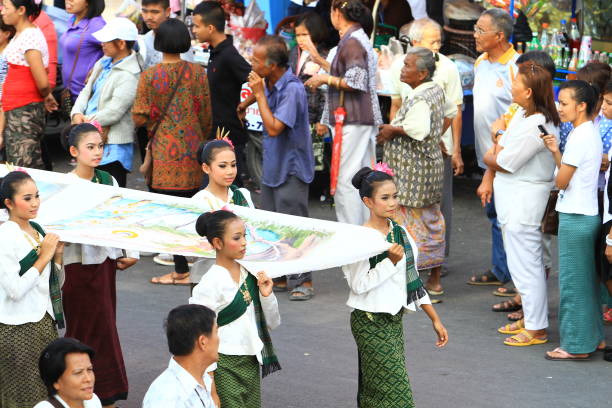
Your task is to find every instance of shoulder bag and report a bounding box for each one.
[540,189,559,235]
[139,62,190,186]
[60,21,90,119]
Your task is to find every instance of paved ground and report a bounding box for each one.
[46,141,610,408]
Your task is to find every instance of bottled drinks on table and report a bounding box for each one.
[516,42,524,54]
[592,50,600,63]
[568,18,581,50]
[553,46,564,68]
[600,52,609,63]
[559,19,569,47]
[568,48,578,72]
[550,29,561,50]
[562,46,572,69]
[577,36,591,69]
[540,23,550,52]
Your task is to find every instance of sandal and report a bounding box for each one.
[507,309,524,321]
[545,347,590,361]
[492,286,517,297]
[492,298,521,312]
[504,330,548,347]
[498,319,524,335]
[150,272,191,286]
[425,284,444,296]
[603,309,612,325]
[289,285,314,301]
[467,270,503,286]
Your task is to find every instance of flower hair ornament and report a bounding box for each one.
[87,119,104,134]
[373,162,394,177]
[216,127,234,149]
[33,0,42,5]
[4,163,28,174]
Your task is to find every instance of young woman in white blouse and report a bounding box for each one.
[542,80,606,360]
[342,166,447,408]
[482,62,560,346]
[189,210,280,408]
[0,171,64,407]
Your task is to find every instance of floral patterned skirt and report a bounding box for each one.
[394,203,446,270]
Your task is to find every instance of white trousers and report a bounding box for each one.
[333,124,376,225]
[501,223,549,330]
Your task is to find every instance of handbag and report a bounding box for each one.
[60,22,90,119]
[541,190,559,235]
[139,62,189,186]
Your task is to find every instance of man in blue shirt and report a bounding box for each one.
[248,35,315,301]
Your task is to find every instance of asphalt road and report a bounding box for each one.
[46,143,610,408]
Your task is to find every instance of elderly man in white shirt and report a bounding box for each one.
[390,18,464,274]
[143,304,219,408]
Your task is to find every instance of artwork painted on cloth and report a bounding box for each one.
[46,194,333,261]
[2,165,390,278]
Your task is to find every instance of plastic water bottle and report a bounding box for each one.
[568,18,581,50]
[540,23,550,52]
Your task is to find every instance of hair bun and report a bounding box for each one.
[195,212,213,237]
[351,167,373,190]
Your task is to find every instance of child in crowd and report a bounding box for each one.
[0,171,64,406]
[342,166,448,407]
[190,210,280,408]
[1,0,50,169]
[61,123,139,406]
[542,80,605,361]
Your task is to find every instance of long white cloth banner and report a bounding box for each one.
[0,165,391,278]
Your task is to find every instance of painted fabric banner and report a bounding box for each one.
[0,165,391,278]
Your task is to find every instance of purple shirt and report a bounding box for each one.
[262,69,314,188]
[59,16,105,98]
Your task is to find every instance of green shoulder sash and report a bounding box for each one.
[368,220,426,305]
[19,222,65,329]
[93,169,114,186]
[217,273,281,377]
[229,185,249,207]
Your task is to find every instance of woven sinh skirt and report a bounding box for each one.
[0,313,58,408]
[395,203,446,270]
[350,309,414,408]
[215,353,261,408]
[63,259,128,405]
[558,212,604,354]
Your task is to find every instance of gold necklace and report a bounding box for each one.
[23,228,42,254]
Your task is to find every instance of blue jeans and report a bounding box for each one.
[486,196,511,283]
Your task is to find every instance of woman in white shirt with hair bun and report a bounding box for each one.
[34,338,102,408]
[542,80,605,361]
[483,62,560,347]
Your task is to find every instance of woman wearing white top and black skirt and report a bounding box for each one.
[0,171,64,407]
[483,62,560,346]
[542,80,605,360]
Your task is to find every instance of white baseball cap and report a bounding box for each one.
[92,18,138,43]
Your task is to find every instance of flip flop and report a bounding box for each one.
[289,285,314,301]
[150,272,191,286]
[545,347,591,361]
[430,298,443,304]
[507,309,524,322]
[498,319,524,335]
[504,330,548,347]
[426,287,444,296]
[272,284,288,293]
[467,270,503,286]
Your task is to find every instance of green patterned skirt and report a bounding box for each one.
[558,213,604,354]
[215,353,261,408]
[350,309,414,408]
[0,314,58,408]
